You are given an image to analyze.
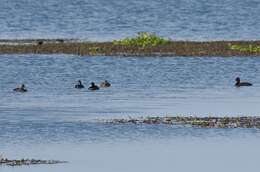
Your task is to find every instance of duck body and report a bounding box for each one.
[88,82,99,91]
[75,84,84,89]
[100,80,111,88]
[13,84,27,92]
[235,77,253,87]
[235,82,253,87]
[75,80,84,89]
[13,88,27,92]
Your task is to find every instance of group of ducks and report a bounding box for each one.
[13,80,111,93]
[75,80,111,90]
[12,77,252,93]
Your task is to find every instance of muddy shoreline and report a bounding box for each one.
[1,39,260,56]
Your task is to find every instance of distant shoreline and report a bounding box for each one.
[1,39,260,56]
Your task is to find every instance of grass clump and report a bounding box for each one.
[113,32,170,48]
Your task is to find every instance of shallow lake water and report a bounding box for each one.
[1,55,260,118]
[1,55,260,171]
[1,0,260,41]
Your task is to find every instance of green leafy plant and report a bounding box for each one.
[88,46,101,55]
[229,44,260,53]
[113,32,170,48]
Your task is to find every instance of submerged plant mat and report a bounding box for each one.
[0,158,67,166]
[105,116,260,128]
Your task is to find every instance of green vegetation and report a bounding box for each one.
[113,32,170,48]
[229,44,260,53]
[88,46,102,55]
[191,120,209,127]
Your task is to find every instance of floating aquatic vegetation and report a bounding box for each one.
[0,157,67,166]
[113,32,170,48]
[106,116,260,128]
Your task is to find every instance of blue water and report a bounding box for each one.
[1,55,260,119]
[1,0,260,171]
[0,0,260,41]
[1,55,260,172]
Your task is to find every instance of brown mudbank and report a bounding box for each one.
[1,39,260,56]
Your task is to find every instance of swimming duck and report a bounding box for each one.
[88,82,99,91]
[37,41,43,45]
[13,84,27,92]
[235,77,252,87]
[75,80,84,89]
[100,80,111,88]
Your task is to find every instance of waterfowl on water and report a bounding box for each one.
[235,77,252,87]
[13,84,27,92]
[100,80,111,88]
[75,80,84,89]
[88,82,99,91]
[37,41,43,45]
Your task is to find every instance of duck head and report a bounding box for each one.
[235,77,240,84]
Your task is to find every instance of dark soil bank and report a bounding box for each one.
[1,40,260,56]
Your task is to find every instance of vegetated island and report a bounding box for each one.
[105,116,260,128]
[1,32,260,56]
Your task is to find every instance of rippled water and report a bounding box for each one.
[1,55,260,119]
[0,55,260,171]
[1,0,260,40]
[1,0,260,170]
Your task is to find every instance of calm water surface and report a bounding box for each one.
[1,0,260,171]
[0,0,260,40]
[1,55,260,171]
